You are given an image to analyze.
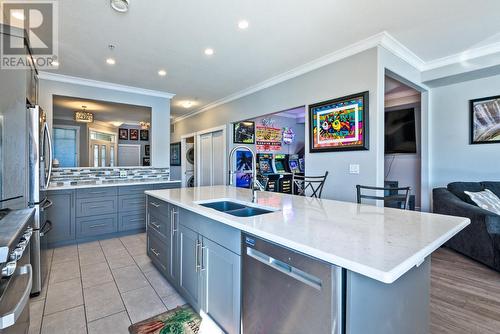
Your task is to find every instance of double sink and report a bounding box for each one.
[198,200,276,217]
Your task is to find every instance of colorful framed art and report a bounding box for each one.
[308,91,369,152]
[470,95,500,144]
[233,121,255,144]
[140,129,149,141]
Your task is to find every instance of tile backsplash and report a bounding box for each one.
[50,167,170,187]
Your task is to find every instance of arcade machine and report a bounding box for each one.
[256,153,280,192]
[288,154,302,175]
[273,154,293,194]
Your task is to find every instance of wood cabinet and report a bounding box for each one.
[146,196,241,334]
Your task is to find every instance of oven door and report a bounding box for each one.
[0,264,32,334]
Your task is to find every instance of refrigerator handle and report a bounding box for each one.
[43,123,53,189]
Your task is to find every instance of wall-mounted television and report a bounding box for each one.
[385,108,417,154]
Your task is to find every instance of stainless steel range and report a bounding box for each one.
[0,208,35,334]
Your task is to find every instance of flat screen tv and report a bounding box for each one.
[385,108,417,154]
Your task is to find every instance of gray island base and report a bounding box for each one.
[144,186,463,334]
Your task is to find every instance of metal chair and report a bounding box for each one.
[292,171,329,198]
[356,184,411,210]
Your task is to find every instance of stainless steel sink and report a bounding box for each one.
[198,200,275,217]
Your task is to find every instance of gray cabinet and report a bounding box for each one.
[178,224,202,310]
[46,190,75,244]
[201,237,241,334]
[46,182,180,246]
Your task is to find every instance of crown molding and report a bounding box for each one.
[38,72,175,99]
[378,33,426,71]
[421,41,500,71]
[173,32,388,123]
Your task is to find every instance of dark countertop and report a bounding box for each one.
[0,208,35,263]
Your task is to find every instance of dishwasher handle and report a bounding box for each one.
[246,247,323,291]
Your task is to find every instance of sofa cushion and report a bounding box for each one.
[448,182,483,204]
[481,182,500,198]
[464,189,500,216]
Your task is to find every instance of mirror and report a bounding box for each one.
[52,95,152,167]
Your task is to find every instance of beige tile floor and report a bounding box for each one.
[29,233,186,334]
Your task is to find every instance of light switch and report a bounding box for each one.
[349,164,360,174]
[119,170,127,178]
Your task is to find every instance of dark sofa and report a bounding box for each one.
[433,181,500,272]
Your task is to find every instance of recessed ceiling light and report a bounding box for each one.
[110,0,129,13]
[179,100,195,109]
[238,20,249,30]
[106,57,116,65]
[158,69,167,76]
[110,121,123,127]
[11,10,25,21]
[204,48,214,56]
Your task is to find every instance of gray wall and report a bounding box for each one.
[118,124,151,165]
[173,48,379,201]
[430,74,500,188]
[39,79,171,167]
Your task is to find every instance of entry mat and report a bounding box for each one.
[129,305,201,334]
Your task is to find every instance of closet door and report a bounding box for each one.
[199,133,213,186]
[211,130,224,186]
[198,130,225,187]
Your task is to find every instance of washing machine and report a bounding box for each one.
[185,143,195,187]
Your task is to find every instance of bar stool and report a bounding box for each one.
[356,184,411,209]
[292,171,329,198]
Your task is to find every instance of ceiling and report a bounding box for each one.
[37,0,500,117]
[53,95,151,125]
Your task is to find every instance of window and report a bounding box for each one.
[89,130,116,143]
[53,127,79,167]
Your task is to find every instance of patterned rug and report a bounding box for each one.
[128,305,202,334]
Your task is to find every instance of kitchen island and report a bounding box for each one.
[145,185,469,334]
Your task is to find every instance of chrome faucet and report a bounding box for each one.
[228,145,263,203]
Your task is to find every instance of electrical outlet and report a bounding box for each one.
[119,170,127,178]
[349,164,360,174]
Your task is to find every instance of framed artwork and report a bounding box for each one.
[145,145,150,156]
[309,91,369,152]
[470,95,500,144]
[142,157,151,166]
[233,121,255,144]
[129,129,139,141]
[170,142,181,166]
[140,129,149,141]
[118,128,128,140]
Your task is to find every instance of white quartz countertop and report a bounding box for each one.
[48,179,181,191]
[145,185,469,284]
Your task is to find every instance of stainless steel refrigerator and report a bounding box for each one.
[28,105,53,295]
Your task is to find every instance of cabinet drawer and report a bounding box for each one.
[76,196,118,217]
[148,211,169,239]
[148,231,168,272]
[118,184,154,196]
[119,194,146,212]
[76,187,117,199]
[76,214,117,238]
[148,197,170,217]
[119,210,146,231]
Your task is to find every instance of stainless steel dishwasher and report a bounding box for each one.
[242,233,343,334]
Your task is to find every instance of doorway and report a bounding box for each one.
[89,129,118,167]
[384,75,422,210]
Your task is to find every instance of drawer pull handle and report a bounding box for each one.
[151,222,161,229]
[151,248,160,257]
[89,223,107,229]
[150,202,160,208]
[89,205,105,209]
